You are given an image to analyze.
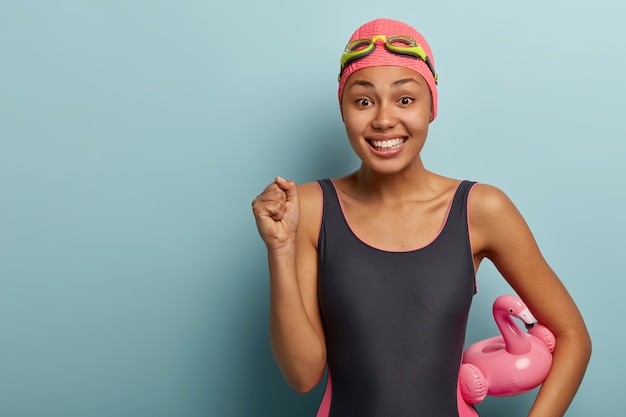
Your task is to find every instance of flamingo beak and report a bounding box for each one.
[518,307,537,325]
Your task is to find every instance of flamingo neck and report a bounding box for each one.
[495,311,531,355]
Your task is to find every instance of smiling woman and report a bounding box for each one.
[251,18,591,417]
[340,66,432,170]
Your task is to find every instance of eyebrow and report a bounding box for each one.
[350,80,375,88]
[392,78,420,87]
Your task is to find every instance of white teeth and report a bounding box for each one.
[370,138,405,149]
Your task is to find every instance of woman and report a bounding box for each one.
[252,18,591,417]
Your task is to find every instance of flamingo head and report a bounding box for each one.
[493,295,537,325]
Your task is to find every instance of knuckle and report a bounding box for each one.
[262,190,285,203]
[265,182,280,193]
[261,201,284,216]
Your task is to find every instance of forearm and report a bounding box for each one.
[267,245,326,393]
[527,329,592,417]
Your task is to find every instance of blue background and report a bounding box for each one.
[1,1,623,416]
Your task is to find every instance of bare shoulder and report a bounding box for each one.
[468,183,530,259]
[297,181,323,215]
[297,180,322,200]
[468,183,517,217]
[296,181,324,248]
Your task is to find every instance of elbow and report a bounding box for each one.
[285,368,325,394]
[582,331,593,362]
[556,325,592,364]
[577,332,593,376]
[291,379,320,394]
[573,324,593,362]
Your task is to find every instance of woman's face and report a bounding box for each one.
[340,65,432,175]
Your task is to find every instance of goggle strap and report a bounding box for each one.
[339,46,376,77]
[339,36,438,84]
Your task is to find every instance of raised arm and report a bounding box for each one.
[469,184,592,417]
[252,177,326,392]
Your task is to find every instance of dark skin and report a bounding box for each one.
[252,66,591,415]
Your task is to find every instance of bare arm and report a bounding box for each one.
[469,184,591,417]
[252,177,326,392]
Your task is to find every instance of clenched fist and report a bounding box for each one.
[252,176,300,250]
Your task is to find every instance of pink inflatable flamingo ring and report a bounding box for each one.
[458,294,556,410]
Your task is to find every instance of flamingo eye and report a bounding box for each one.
[509,308,515,314]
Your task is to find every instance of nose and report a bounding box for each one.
[371,102,397,130]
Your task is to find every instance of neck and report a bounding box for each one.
[495,310,532,355]
[350,160,435,202]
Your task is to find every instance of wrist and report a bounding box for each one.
[266,238,297,256]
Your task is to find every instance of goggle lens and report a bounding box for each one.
[386,35,415,47]
[346,39,374,52]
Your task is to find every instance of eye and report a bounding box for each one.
[357,98,373,107]
[509,308,515,314]
[398,96,414,105]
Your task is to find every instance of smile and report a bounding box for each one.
[367,138,407,151]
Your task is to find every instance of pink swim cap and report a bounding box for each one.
[338,18,438,121]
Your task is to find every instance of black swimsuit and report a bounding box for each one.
[316,179,477,417]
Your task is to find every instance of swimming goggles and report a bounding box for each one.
[339,35,438,84]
